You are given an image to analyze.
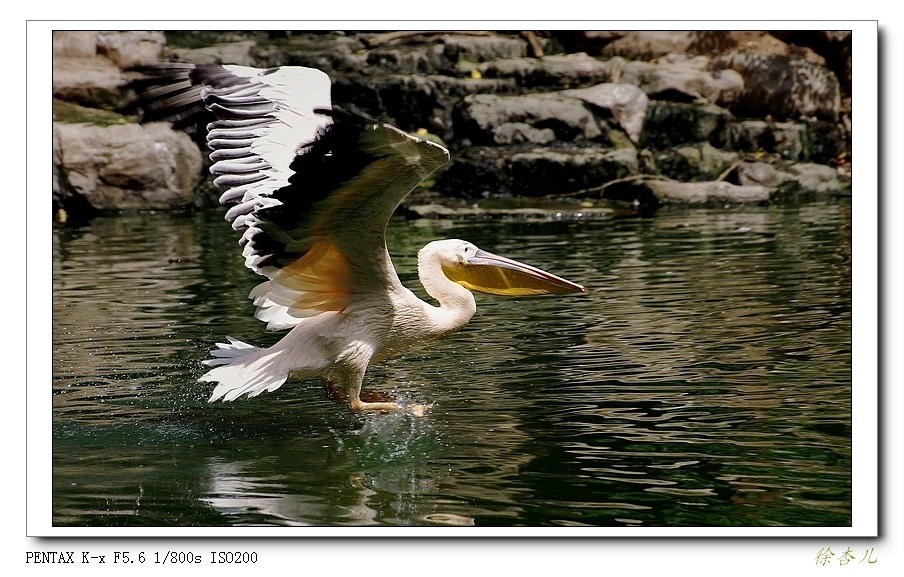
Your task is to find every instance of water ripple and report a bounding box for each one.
[52,204,852,527]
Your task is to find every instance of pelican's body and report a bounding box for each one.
[139,63,584,415]
[202,239,479,411]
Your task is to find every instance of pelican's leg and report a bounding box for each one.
[332,360,428,417]
[324,378,399,406]
[323,378,346,403]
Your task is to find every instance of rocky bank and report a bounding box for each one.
[52,30,852,218]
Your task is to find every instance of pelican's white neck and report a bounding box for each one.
[416,242,477,335]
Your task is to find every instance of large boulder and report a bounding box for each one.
[712,53,842,121]
[725,120,809,160]
[769,31,852,98]
[53,31,165,109]
[562,83,649,143]
[53,121,202,211]
[453,93,608,146]
[725,119,846,163]
[618,54,745,107]
[639,101,735,149]
[96,31,168,68]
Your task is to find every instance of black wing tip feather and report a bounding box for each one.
[125,63,270,130]
[189,64,249,89]
[124,63,211,132]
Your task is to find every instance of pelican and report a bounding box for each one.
[142,64,584,415]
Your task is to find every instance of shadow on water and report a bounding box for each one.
[51,203,852,527]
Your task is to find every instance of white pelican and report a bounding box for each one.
[143,64,585,415]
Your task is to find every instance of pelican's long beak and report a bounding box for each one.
[444,249,586,296]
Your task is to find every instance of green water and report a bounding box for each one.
[51,202,852,527]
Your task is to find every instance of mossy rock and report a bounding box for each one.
[52,99,135,127]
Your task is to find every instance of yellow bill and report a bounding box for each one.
[443,249,585,296]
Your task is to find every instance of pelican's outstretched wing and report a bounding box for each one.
[142,64,450,330]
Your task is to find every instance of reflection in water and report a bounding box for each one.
[199,414,476,526]
[200,457,377,527]
[51,203,852,527]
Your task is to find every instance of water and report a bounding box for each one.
[51,201,852,527]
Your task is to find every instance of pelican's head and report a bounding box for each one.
[420,239,585,296]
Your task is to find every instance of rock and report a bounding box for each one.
[439,145,637,197]
[402,203,460,218]
[404,203,614,220]
[737,161,781,188]
[734,160,845,198]
[254,33,366,72]
[724,119,845,164]
[725,120,808,160]
[53,121,202,211]
[648,180,769,204]
[164,40,257,66]
[491,123,558,145]
[568,31,825,65]
[48,30,852,213]
[440,34,527,63]
[619,54,744,106]
[562,83,649,143]
[712,53,841,120]
[53,31,100,58]
[769,31,852,98]
[478,53,614,88]
[53,54,125,108]
[357,32,527,70]
[804,120,849,164]
[426,75,517,97]
[653,142,739,182]
[604,178,769,206]
[364,45,439,75]
[552,31,628,54]
[533,54,618,88]
[296,33,529,77]
[332,74,443,134]
[508,147,637,196]
[96,31,167,68]
[437,146,509,196]
[775,163,845,198]
[53,31,164,110]
[639,101,734,149]
[604,31,705,59]
[453,93,606,146]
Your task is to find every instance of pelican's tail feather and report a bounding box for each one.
[200,337,289,402]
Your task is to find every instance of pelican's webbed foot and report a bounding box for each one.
[323,378,428,417]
